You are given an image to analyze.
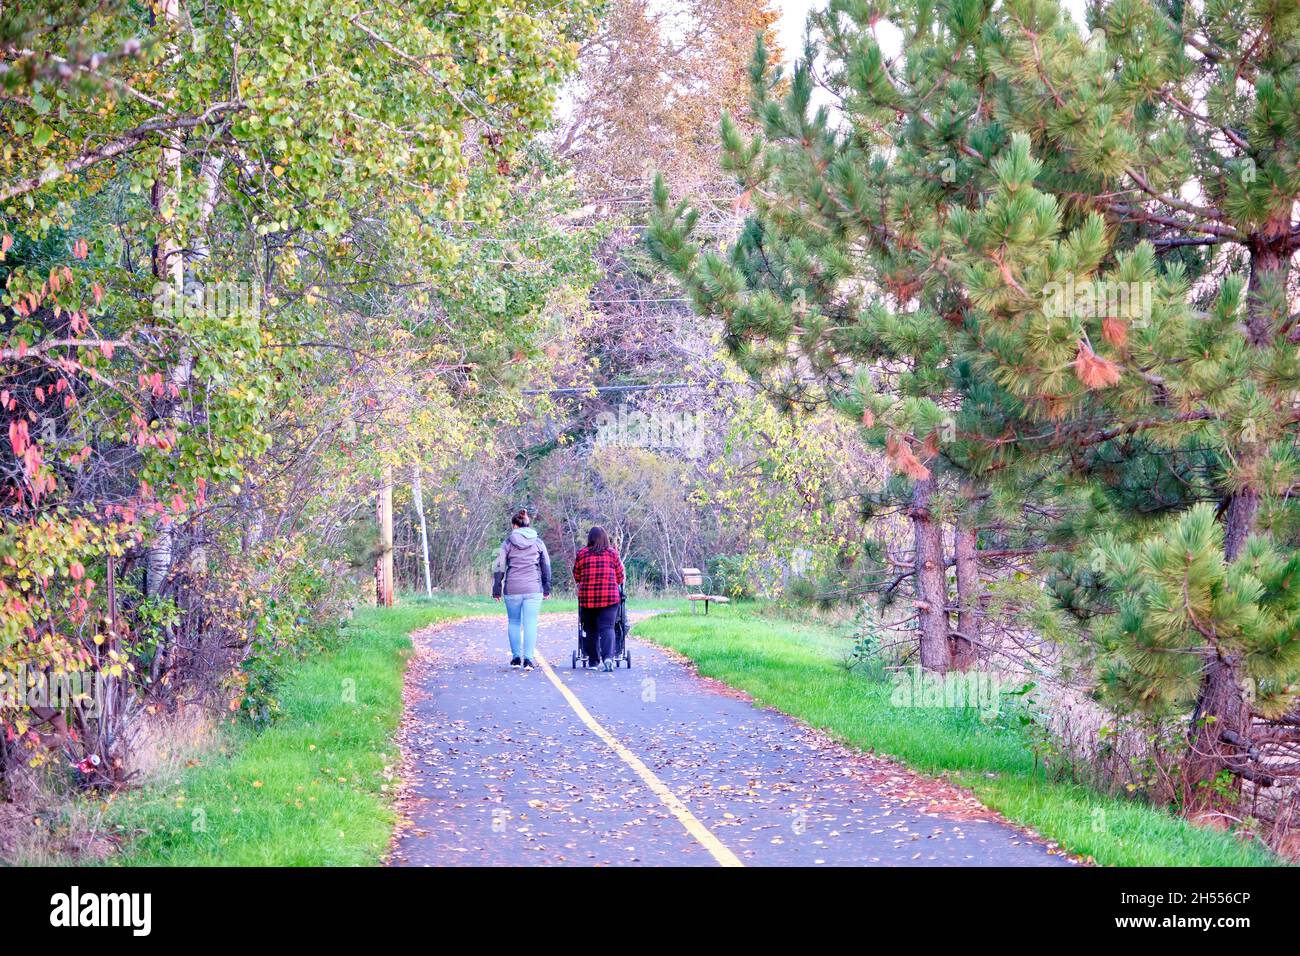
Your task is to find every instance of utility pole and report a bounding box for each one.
[376,464,394,607]
[412,465,433,598]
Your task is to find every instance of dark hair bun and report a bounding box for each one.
[512,508,530,527]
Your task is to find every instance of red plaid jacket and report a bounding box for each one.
[573,546,624,609]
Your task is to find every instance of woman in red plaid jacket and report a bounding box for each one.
[573,526,624,672]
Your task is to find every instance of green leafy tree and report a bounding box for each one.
[1,0,597,775]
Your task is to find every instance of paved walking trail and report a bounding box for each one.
[388,614,1074,867]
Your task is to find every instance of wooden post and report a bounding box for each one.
[376,464,395,607]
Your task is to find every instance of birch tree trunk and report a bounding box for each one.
[144,0,183,601]
[412,465,433,597]
[376,465,395,607]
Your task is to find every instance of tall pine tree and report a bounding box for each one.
[649,0,1300,808]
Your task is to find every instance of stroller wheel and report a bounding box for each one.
[571,651,577,669]
[626,650,632,669]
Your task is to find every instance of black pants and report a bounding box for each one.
[581,604,619,663]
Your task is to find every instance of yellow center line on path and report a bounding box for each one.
[534,651,744,868]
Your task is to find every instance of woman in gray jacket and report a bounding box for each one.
[491,509,551,670]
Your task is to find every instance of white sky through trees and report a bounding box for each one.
[775,0,1091,65]
[552,2,1093,160]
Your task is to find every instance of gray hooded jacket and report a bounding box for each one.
[492,527,552,597]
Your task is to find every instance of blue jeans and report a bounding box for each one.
[504,593,542,660]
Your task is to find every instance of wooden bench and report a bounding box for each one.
[682,567,730,615]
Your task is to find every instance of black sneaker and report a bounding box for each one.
[522,659,535,671]
[510,657,522,669]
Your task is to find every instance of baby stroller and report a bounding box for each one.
[572,586,632,669]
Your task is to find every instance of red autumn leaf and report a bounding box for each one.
[8,419,29,456]
[72,238,89,259]
[69,561,84,580]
